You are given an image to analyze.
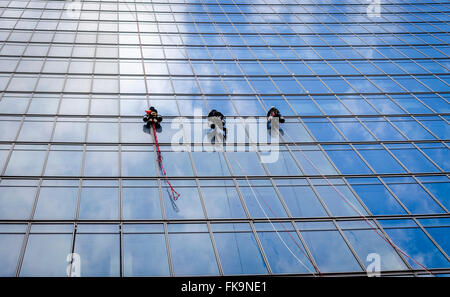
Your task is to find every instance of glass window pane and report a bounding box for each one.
[163,187,204,219]
[301,229,362,273]
[169,232,219,276]
[257,230,315,274]
[5,149,47,176]
[201,186,246,219]
[74,233,120,276]
[0,186,36,219]
[0,234,24,276]
[123,233,169,276]
[277,184,328,217]
[78,187,119,220]
[122,187,162,220]
[34,187,77,220]
[20,234,72,276]
[45,150,83,176]
[214,231,267,275]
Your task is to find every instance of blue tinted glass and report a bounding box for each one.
[201,187,246,219]
[386,183,445,214]
[303,119,346,142]
[356,146,406,174]
[239,185,287,218]
[314,185,368,217]
[388,146,440,173]
[74,234,120,276]
[5,150,46,176]
[382,225,449,269]
[20,234,72,276]
[257,231,316,274]
[301,230,362,273]
[192,152,230,176]
[0,234,23,276]
[362,119,406,141]
[84,151,119,177]
[34,187,77,220]
[121,151,156,177]
[45,150,83,176]
[163,187,205,219]
[122,187,162,220]
[78,187,119,220]
[332,119,376,141]
[421,182,450,210]
[324,146,372,175]
[424,227,450,257]
[123,234,170,276]
[350,184,406,215]
[0,186,36,219]
[277,186,328,217]
[169,233,219,276]
[214,232,267,275]
[342,229,407,271]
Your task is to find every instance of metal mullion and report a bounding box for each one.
[379,142,417,174]
[354,116,387,142]
[346,143,379,175]
[381,115,415,141]
[373,176,413,215]
[14,221,32,277]
[289,218,321,275]
[340,176,374,217]
[413,217,450,262]
[163,221,174,277]
[410,142,446,173]
[248,220,273,275]
[206,220,224,276]
[304,177,334,218]
[409,114,447,140]
[370,218,417,273]
[410,175,449,213]
[324,116,352,142]
[332,219,367,273]
[220,153,253,220]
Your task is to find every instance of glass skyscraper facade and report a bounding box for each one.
[0,0,449,277]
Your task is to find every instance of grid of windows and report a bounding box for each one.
[0,0,449,277]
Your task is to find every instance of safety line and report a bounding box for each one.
[152,123,180,201]
[126,1,181,201]
[280,128,436,276]
[227,151,321,276]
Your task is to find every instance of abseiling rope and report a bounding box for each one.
[152,123,180,201]
[126,1,180,201]
[227,151,321,276]
[280,126,436,276]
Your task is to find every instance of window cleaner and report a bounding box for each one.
[143,106,163,129]
[266,106,285,129]
[207,109,227,139]
[143,107,180,201]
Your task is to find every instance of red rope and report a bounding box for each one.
[152,123,180,201]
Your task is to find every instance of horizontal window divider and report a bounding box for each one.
[1,172,449,180]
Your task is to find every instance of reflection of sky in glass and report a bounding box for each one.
[214,232,267,275]
[20,234,72,276]
[0,234,23,276]
[169,233,219,276]
[74,233,120,277]
[123,234,170,276]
